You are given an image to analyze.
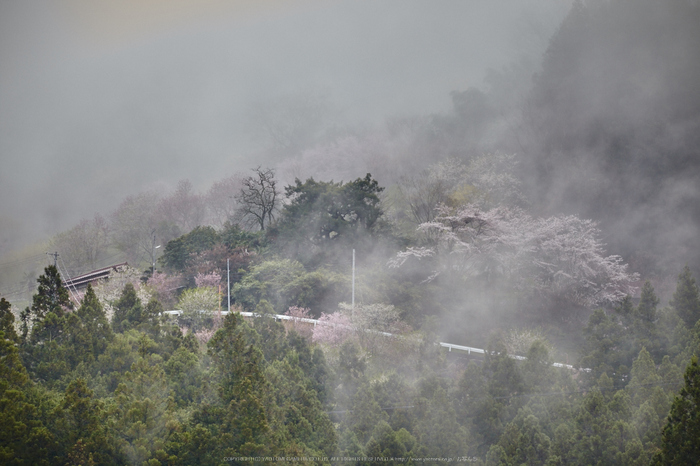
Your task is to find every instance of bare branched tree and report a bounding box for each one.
[398,170,451,225]
[157,179,205,234]
[51,214,110,276]
[109,191,161,266]
[236,167,279,231]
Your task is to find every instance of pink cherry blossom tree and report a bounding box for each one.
[284,306,314,339]
[390,204,638,308]
[312,311,354,347]
[146,271,183,310]
[194,271,222,288]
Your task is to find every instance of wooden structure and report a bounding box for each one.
[62,262,128,292]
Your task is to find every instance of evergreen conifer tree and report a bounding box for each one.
[111,283,142,333]
[636,281,659,323]
[633,281,664,359]
[0,297,19,344]
[29,265,73,321]
[207,313,274,456]
[652,356,700,465]
[670,265,700,328]
[23,266,75,381]
[67,284,113,364]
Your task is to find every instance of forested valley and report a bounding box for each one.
[2,1,700,464]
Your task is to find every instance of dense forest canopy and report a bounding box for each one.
[2,0,700,464]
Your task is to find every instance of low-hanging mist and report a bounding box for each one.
[3,1,700,464]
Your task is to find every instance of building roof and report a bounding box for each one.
[62,262,129,291]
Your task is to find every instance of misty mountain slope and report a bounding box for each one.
[521,0,700,276]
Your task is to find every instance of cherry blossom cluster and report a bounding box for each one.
[194,271,222,288]
[284,306,314,339]
[391,204,638,307]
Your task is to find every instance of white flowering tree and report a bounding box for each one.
[177,286,220,332]
[465,152,526,208]
[92,266,152,322]
[194,271,222,288]
[312,302,407,350]
[145,271,182,310]
[284,306,314,339]
[390,204,638,308]
[312,311,354,348]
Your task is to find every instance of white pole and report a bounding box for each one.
[227,258,231,313]
[352,249,355,310]
[151,231,156,275]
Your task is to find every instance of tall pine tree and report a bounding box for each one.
[652,356,700,465]
[670,265,700,328]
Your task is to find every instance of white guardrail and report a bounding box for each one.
[163,310,577,370]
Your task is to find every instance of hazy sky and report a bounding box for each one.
[0,0,570,249]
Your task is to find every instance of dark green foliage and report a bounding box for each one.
[137,297,166,337]
[522,340,555,392]
[282,173,384,237]
[110,356,174,464]
[22,266,75,380]
[345,383,388,446]
[496,412,551,466]
[232,259,304,311]
[286,331,331,404]
[28,265,73,322]
[232,258,345,314]
[206,313,273,456]
[93,330,153,392]
[270,173,385,267]
[670,265,700,328]
[0,298,19,344]
[265,351,338,457]
[364,420,418,463]
[581,293,670,388]
[615,295,634,318]
[21,267,78,383]
[55,378,117,464]
[4,261,689,466]
[335,340,367,408]
[0,331,54,465]
[111,283,142,333]
[652,356,700,465]
[633,282,664,359]
[220,221,264,251]
[485,341,525,399]
[7,165,699,465]
[636,281,659,323]
[164,345,202,407]
[159,225,220,273]
[415,383,468,458]
[71,285,113,363]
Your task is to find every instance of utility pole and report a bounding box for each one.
[352,249,355,311]
[227,258,231,313]
[151,230,156,276]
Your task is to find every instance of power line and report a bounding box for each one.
[0,253,47,270]
[57,253,80,306]
[47,251,59,267]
